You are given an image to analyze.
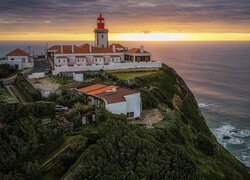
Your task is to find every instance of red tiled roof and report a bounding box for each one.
[126,48,149,54]
[48,44,122,54]
[48,45,61,51]
[95,87,137,104]
[92,47,114,53]
[49,45,78,54]
[88,85,119,95]
[78,84,107,93]
[6,48,29,56]
[110,43,125,48]
[75,44,90,54]
[78,84,139,104]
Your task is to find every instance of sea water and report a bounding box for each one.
[0,41,249,167]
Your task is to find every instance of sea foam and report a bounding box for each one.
[198,103,208,108]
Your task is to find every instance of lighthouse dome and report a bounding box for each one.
[97,14,104,20]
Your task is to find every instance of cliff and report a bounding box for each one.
[68,64,249,179]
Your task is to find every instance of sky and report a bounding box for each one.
[0,0,250,41]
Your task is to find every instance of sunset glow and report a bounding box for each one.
[1,33,250,41]
[1,0,250,41]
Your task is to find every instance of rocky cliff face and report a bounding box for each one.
[68,64,250,179]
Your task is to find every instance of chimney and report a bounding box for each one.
[112,45,116,53]
[140,45,144,53]
[71,45,74,54]
[61,45,63,54]
[89,44,92,53]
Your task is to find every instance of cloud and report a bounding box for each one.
[0,0,250,33]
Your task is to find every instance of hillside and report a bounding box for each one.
[68,64,249,179]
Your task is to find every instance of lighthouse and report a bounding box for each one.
[94,14,109,48]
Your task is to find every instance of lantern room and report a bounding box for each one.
[97,14,105,29]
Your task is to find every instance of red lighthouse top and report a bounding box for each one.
[97,14,105,29]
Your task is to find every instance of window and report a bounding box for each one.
[101,34,104,38]
[102,45,104,48]
[22,58,25,63]
[127,112,134,118]
[58,59,60,63]
[11,58,14,61]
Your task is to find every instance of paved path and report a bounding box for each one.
[5,85,26,104]
[39,144,71,172]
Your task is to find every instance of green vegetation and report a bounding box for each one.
[42,135,87,179]
[50,136,87,178]
[51,75,72,86]
[112,71,156,80]
[47,91,88,108]
[0,102,56,122]
[1,64,249,179]
[0,64,18,79]
[15,73,42,102]
[0,116,64,179]
[38,135,82,165]
[74,117,197,179]
[0,87,16,103]
[70,65,249,179]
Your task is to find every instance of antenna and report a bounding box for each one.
[28,46,31,55]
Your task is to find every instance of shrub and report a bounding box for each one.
[0,64,17,78]
[15,74,42,101]
[195,133,214,156]
[0,102,55,123]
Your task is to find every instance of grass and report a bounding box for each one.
[112,71,156,80]
[38,135,82,165]
[0,87,16,103]
[106,68,159,74]
[50,75,70,85]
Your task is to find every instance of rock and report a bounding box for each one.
[223,135,231,140]
[172,94,183,110]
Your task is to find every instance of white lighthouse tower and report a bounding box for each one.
[94,14,109,48]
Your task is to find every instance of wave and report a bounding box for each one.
[198,103,208,108]
[212,125,250,145]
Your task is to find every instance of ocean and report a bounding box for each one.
[0,41,249,167]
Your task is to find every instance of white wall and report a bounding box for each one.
[94,57,104,65]
[96,32,108,48]
[73,73,84,82]
[124,93,141,118]
[106,101,127,116]
[27,72,45,79]
[53,61,162,75]
[3,56,33,70]
[103,92,141,118]
[75,58,86,66]
[7,55,27,62]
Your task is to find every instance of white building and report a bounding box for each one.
[0,48,34,70]
[73,72,84,82]
[47,14,162,74]
[78,84,141,118]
